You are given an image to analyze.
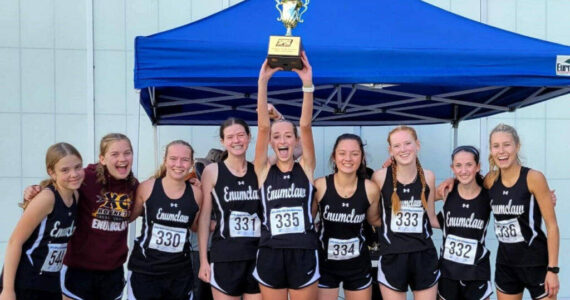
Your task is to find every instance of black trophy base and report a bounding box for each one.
[267,55,304,71]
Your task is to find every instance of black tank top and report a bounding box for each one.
[439,183,491,281]
[7,185,78,292]
[210,161,261,262]
[318,175,370,269]
[128,178,199,275]
[259,163,318,249]
[378,167,434,255]
[489,167,548,266]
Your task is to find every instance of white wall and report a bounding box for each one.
[0,0,568,299]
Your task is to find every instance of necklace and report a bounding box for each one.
[334,176,358,198]
[225,160,247,177]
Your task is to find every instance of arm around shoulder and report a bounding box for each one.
[129,179,154,222]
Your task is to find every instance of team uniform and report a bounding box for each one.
[127,178,199,300]
[376,167,440,292]
[253,163,320,289]
[208,162,261,296]
[437,183,492,300]
[60,163,138,300]
[317,175,372,291]
[490,167,549,299]
[0,185,77,299]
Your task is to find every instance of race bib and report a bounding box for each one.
[229,211,260,238]
[327,237,360,260]
[443,234,477,265]
[391,207,423,233]
[149,223,187,253]
[270,206,305,236]
[41,243,67,272]
[494,218,524,243]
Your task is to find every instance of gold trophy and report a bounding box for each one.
[267,0,309,70]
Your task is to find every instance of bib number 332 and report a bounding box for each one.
[270,206,305,236]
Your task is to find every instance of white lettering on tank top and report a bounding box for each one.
[266,183,306,201]
[91,219,128,231]
[491,199,524,216]
[223,186,260,202]
[50,221,76,238]
[445,212,485,230]
[155,208,190,223]
[321,205,365,224]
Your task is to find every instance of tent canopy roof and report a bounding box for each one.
[134,0,570,126]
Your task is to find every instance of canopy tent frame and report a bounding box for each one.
[144,85,570,126]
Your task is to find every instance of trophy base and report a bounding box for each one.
[267,35,303,71]
[267,55,303,71]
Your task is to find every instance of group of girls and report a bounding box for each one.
[0,51,560,300]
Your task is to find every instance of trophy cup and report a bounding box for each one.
[267,0,309,71]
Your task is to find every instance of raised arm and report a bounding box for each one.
[254,60,282,185]
[295,52,316,181]
[1,189,55,300]
[528,170,559,298]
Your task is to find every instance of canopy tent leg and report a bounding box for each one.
[452,104,459,149]
[153,125,159,169]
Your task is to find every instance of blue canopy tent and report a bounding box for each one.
[134,0,570,129]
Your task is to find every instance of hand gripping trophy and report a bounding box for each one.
[267,0,309,70]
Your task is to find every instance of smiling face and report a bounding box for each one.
[333,138,362,175]
[490,131,520,170]
[451,151,480,185]
[164,144,193,181]
[221,124,250,157]
[99,139,133,180]
[49,154,85,191]
[270,121,298,163]
[388,129,419,166]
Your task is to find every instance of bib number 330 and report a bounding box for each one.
[270,206,305,235]
[149,223,187,253]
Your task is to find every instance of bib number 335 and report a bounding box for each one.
[270,206,305,235]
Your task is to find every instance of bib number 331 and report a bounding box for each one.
[230,211,260,237]
[270,206,305,236]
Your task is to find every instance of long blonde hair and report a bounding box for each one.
[484,124,521,189]
[21,143,82,209]
[387,126,428,213]
[153,140,194,179]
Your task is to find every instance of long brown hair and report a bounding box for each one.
[387,126,428,213]
[95,133,136,186]
[153,140,194,179]
[21,143,82,209]
[483,124,521,189]
[329,133,368,179]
